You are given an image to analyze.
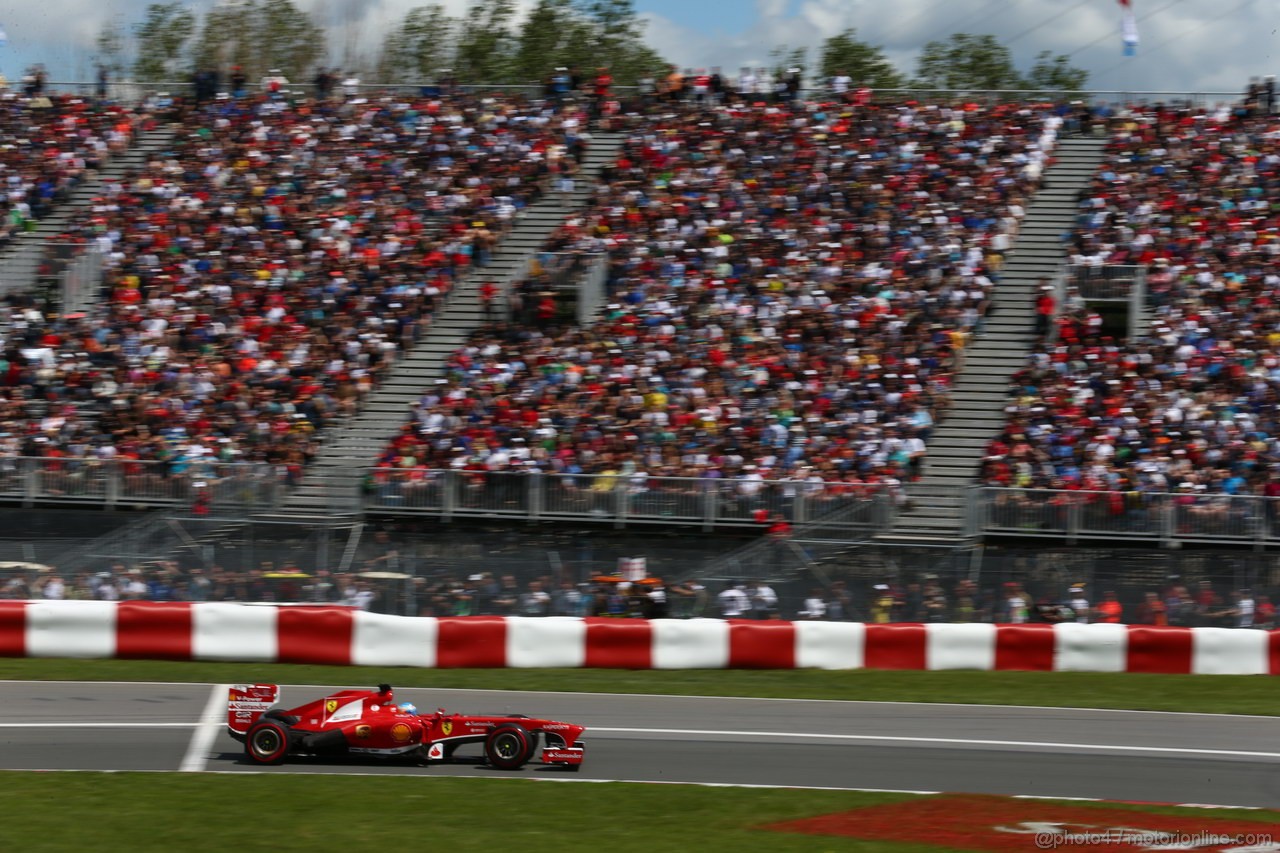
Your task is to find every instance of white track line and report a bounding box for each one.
[588,727,1280,760]
[179,684,227,773]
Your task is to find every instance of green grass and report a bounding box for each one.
[2,658,1277,715]
[4,773,1276,853]
[6,773,932,853]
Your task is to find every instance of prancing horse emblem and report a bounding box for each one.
[441,720,453,736]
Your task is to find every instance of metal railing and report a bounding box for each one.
[979,487,1280,548]
[361,468,887,532]
[0,457,283,510]
[8,453,1280,549]
[1068,264,1148,301]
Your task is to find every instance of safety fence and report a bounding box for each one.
[7,456,1280,548]
[0,602,1275,674]
[0,457,282,510]
[360,469,889,532]
[979,487,1280,547]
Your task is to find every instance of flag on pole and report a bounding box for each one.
[1119,0,1139,56]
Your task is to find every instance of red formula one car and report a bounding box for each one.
[227,684,585,771]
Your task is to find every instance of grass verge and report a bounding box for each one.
[4,773,1276,853]
[0,658,1276,715]
[7,773,924,853]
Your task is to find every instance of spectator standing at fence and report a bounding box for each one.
[42,574,65,600]
[1003,583,1029,624]
[717,581,747,618]
[1235,590,1256,629]
[827,581,852,621]
[869,584,893,623]
[1090,591,1121,625]
[1137,592,1167,626]
[1068,586,1090,623]
[749,580,778,620]
[799,588,826,620]
[520,580,552,616]
[952,580,977,622]
[1255,595,1275,629]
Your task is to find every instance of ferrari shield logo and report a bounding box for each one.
[325,699,338,714]
[441,721,452,736]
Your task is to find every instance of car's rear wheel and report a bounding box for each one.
[485,723,533,770]
[245,719,292,765]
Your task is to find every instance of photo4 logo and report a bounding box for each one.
[1003,823,1277,852]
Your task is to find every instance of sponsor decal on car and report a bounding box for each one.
[325,699,338,714]
[354,724,372,740]
[441,721,452,736]
[390,723,414,744]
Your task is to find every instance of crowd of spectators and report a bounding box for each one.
[6,561,1270,627]
[983,99,1280,508]
[376,97,1060,504]
[0,91,147,242]
[0,90,591,482]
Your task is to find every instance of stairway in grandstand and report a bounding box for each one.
[0,123,178,299]
[276,130,627,515]
[878,133,1111,545]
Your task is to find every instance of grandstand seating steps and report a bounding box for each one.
[277,130,627,514]
[0,124,179,300]
[871,134,1111,547]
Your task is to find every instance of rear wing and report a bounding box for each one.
[227,684,280,736]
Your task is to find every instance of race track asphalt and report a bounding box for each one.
[0,681,1276,808]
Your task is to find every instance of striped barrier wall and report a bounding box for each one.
[0,601,1277,674]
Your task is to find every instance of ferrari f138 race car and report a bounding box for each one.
[227,684,585,770]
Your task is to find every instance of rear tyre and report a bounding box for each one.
[245,719,292,765]
[485,723,533,770]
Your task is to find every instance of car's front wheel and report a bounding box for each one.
[245,719,292,765]
[485,723,533,770]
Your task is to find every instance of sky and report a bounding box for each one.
[0,0,1273,95]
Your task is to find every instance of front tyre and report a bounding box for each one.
[485,723,533,770]
[245,719,292,765]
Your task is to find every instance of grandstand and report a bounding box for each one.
[0,64,1275,625]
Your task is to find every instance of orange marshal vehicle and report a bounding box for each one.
[227,683,586,770]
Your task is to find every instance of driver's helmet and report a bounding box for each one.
[398,703,418,716]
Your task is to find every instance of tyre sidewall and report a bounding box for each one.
[484,723,532,770]
[246,719,291,765]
